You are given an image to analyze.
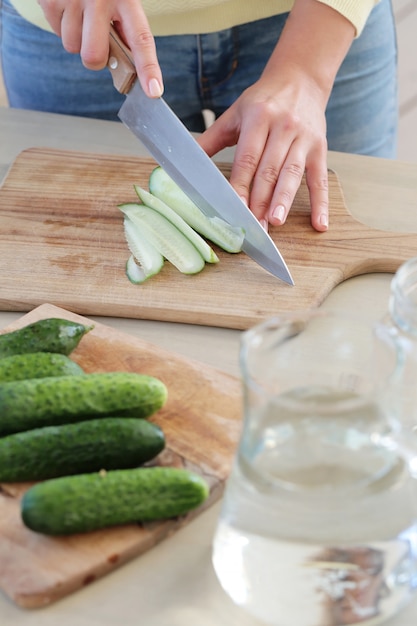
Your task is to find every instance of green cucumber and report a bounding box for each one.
[0,372,167,436]
[0,318,93,358]
[0,352,85,382]
[0,418,165,482]
[21,467,210,535]
[134,185,219,264]
[124,217,164,283]
[148,166,245,253]
[119,203,205,275]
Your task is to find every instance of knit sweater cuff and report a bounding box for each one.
[316,0,380,36]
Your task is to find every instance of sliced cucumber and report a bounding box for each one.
[119,203,205,275]
[134,185,219,264]
[124,216,164,283]
[125,254,151,284]
[148,167,245,253]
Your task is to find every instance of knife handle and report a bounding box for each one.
[108,25,137,94]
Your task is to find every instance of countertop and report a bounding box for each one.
[1,105,417,625]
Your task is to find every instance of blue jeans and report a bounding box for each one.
[0,0,397,156]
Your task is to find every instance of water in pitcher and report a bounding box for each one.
[212,387,417,626]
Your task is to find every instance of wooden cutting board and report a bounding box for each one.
[0,303,242,609]
[1,147,416,330]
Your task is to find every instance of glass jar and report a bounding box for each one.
[379,256,417,430]
[212,309,417,626]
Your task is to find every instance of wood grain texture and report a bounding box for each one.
[0,304,242,609]
[0,147,416,329]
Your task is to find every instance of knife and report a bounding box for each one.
[107,26,294,284]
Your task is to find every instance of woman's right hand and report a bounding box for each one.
[38,0,164,98]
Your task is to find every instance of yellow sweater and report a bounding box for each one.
[10,0,380,37]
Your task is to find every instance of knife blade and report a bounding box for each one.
[108,27,294,284]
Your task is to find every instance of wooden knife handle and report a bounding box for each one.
[108,25,136,94]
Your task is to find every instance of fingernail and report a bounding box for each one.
[239,195,248,206]
[320,213,328,228]
[148,78,163,98]
[260,218,269,232]
[272,205,285,224]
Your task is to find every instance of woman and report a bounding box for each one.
[0,0,398,231]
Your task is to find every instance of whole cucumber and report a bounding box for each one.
[0,352,85,382]
[21,467,210,535]
[0,372,167,436]
[0,318,93,358]
[0,418,165,482]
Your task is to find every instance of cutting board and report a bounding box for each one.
[1,147,417,330]
[0,303,242,609]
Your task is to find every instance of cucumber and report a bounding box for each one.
[0,372,167,436]
[21,467,210,535]
[0,318,93,358]
[124,217,164,283]
[148,166,245,253]
[0,418,165,482]
[125,253,158,284]
[0,352,85,382]
[134,185,219,264]
[119,203,205,274]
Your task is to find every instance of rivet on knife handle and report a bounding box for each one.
[108,25,137,95]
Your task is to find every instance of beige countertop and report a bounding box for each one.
[0,105,417,625]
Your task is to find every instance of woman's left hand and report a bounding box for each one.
[198,0,356,232]
[198,70,329,232]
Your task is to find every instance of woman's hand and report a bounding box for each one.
[198,70,330,232]
[38,0,163,97]
[199,0,356,231]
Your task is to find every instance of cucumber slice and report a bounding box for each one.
[134,185,219,264]
[125,254,152,284]
[148,167,245,253]
[124,217,164,283]
[119,203,205,275]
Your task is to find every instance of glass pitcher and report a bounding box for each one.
[378,256,417,430]
[212,309,417,626]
